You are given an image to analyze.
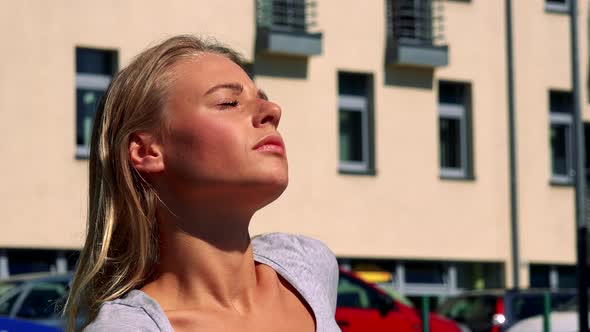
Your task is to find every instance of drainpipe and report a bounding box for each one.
[568,1,589,331]
[505,0,519,289]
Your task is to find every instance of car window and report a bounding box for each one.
[0,289,22,316]
[511,296,544,321]
[0,281,20,298]
[16,282,68,319]
[437,295,496,332]
[551,293,576,309]
[557,295,590,312]
[337,274,380,310]
[512,293,576,320]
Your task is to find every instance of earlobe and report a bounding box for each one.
[129,133,165,173]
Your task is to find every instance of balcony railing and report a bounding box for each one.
[386,0,448,67]
[256,0,318,34]
[256,0,322,57]
[390,0,445,45]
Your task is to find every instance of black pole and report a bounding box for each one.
[569,1,589,331]
[505,0,520,290]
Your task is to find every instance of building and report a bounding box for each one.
[0,0,587,302]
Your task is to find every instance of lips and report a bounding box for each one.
[253,134,285,155]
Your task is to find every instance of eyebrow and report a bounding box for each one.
[204,83,243,96]
[204,82,269,101]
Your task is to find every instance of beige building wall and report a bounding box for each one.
[0,0,586,287]
[511,0,589,287]
[254,0,512,265]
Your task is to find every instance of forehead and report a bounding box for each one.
[169,53,252,94]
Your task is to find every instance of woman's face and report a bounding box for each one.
[158,53,288,206]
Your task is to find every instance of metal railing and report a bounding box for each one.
[389,0,445,46]
[256,0,318,33]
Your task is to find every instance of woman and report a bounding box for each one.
[64,35,340,332]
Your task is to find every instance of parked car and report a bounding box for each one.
[436,289,577,332]
[505,296,590,332]
[0,317,63,332]
[0,273,72,329]
[337,269,461,332]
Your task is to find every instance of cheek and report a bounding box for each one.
[164,118,248,176]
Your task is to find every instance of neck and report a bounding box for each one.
[142,199,262,314]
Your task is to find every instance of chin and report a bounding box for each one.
[256,160,288,189]
[253,174,288,208]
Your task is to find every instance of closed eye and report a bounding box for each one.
[218,100,239,109]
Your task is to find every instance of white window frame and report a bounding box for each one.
[338,94,370,173]
[549,112,574,184]
[545,0,569,13]
[75,73,111,158]
[439,103,468,178]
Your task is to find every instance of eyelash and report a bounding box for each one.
[218,100,239,110]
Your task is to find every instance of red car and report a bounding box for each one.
[337,269,460,332]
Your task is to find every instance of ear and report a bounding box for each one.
[129,133,164,173]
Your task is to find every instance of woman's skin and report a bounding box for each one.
[128,53,315,332]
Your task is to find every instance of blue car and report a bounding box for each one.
[0,317,62,331]
[0,273,72,330]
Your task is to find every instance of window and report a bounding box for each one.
[438,81,473,179]
[255,0,322,57]
[556,265,576,288]
[549,90,574,184]
[405,262,445,284]
[76,48,117,158]
[545,0,569,13]
[17,282,68,319]
[271,0,306,32]
[529,265,551,288]
[437,295,497,331]
[337,273,381,309]
[511,293,575,321]
[338,72,375,174]
[392,0,434,44]
[0,290,21,316]
[8,249,57,274]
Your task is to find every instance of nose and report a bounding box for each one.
[253,99,282,129]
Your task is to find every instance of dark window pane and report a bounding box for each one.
[338,73,368,96]
[17,282,68,319]
[8,250,55,275]
[440,118,462,168]
[439,82,467,105]
[66,251,80,272]
[339,110,363,162]
[550,91,573,114]
[547,0,567,4]
[76,48,116,75]
[529,265,550,288]
[550,124,569,176]
[456,263,505,290]
[76,89,104,147]
[405,262,445,284]
[557,265,576,288]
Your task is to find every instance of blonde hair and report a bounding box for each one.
[64,35,244,331]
